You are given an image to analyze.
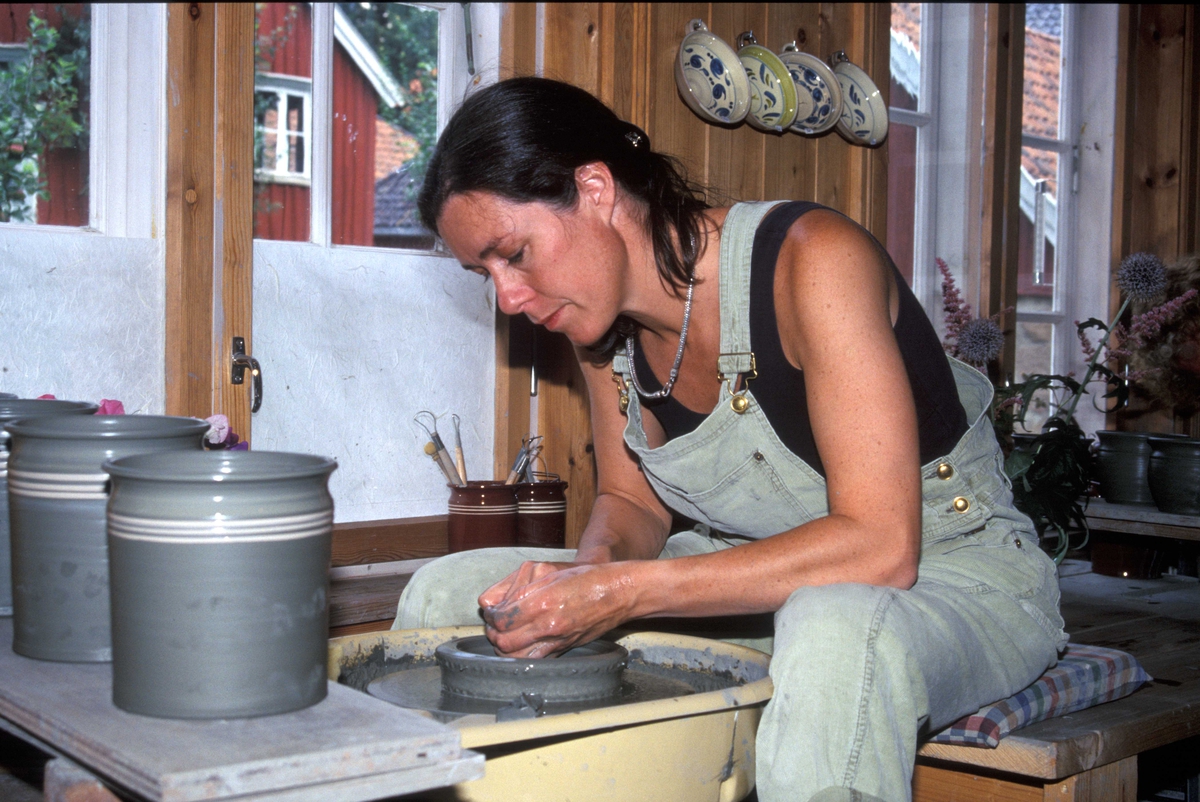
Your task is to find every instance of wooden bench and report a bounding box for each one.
[913,576,1200,800]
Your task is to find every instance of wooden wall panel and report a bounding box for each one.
[498,3,891,544]
[1112,4,1200,436]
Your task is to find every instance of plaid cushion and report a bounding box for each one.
[928,643,1151,748]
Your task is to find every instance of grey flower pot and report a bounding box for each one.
[104,450,336,719]
[1094,430,1156,506]
[4,415,208,661]
[1148,436,1200,516]
[0,400,99,617]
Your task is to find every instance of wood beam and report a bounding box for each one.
[165,3,255,441]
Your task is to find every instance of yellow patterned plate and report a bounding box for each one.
[736,31,800,133]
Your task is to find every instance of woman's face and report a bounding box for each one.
[438,188,628,347]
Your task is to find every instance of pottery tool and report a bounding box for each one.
[505,436,543,484]
[451,414,466,484]
[425,441,463,486]
[416,411,465,487]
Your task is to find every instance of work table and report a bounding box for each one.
[0,618,482,801]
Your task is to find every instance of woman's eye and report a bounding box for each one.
[507,248,525,265]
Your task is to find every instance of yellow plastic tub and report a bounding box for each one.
[329,626,773,802]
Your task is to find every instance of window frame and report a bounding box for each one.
[253,72,314,186]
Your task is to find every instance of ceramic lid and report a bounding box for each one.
[778,43,843,136]
[675,19,750,125]
[830,50,889,147]
[736,32,799,132]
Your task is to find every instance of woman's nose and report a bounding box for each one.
[493,273,536,316]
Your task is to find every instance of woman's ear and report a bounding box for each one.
[574,162,617,218]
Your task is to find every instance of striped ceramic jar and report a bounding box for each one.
[4,415,208,661]
[447,481,518,552]
[104,450,336,718]
[516,480,569,548]
[0,399,98,617]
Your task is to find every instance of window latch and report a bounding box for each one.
[231,337,263,413]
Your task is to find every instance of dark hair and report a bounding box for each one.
[418,77,711,361]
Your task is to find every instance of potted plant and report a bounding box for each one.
[937,254,1197,562]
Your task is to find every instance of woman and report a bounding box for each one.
[397,77,1066,802]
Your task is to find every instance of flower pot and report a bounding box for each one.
[4,415,208,662]
[447,481,518,552]
[0,399,98,617]
[1148,436,1200,515]
[1094,431,1155,506]
[105,450,336,718]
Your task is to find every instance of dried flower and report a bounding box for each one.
[96,399,125,415]
[938,258,974,349]
[205,414,230,445]
[956,318,1005,367]
[1117,252,1168,301]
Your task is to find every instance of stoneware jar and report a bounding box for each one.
[516,479,569,548]
[4,415,208,661]
[1147,436,1200,516]
[105,450,337,719]
[447,481,518,552]
[0,399,98,617]
[1094,430,1156,506]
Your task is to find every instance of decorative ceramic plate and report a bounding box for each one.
[778,43,843,136]
[675,19,750,125]
[736,32,799,132]
[830,50,888,146]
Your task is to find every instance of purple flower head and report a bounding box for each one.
[957,318,1005,367]
[1117,252,1168,301]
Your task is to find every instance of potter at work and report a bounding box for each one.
[395,78,1066,802]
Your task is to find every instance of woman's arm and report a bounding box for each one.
[481,211,923,656]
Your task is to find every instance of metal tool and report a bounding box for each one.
[505,435,543,485]
[451,414,467,484]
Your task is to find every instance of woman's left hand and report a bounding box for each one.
[478,561,637,658]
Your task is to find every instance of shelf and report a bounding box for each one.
[1084,500,1200,542]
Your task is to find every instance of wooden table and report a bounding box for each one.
[0,619,483,801]
[1084,500,1200,543]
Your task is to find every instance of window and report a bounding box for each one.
[887,3,1118,437]
[255,75,312,184]
[0,3,91,227]
[252,1,444,250]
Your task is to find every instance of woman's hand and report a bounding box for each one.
[478,561,638,658]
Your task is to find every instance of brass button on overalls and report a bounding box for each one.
[936,463,954,480]
[952,497,970,513]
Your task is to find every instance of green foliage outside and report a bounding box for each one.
[338,2,439,192]
[0,10,90,223]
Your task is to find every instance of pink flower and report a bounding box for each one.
[205,414,231,445]
[96,399,125,415]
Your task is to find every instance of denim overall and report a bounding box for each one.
[397,203,1067,802]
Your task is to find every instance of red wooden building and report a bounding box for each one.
[1,2,89,227]
[252,2,406,245]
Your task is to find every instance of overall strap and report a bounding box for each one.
[717,202,782,378]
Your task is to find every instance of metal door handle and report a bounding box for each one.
[231,337,263,413]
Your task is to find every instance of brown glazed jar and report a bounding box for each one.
[516,480,569,548]
[447,481,518,552]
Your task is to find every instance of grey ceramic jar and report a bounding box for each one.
[0,400,99,617]
[1094,431,1156,506]
[5,415,208,661]
[1148,436,1200,515]
[104,450,337,719]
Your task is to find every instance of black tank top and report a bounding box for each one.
[635,201,969,477]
